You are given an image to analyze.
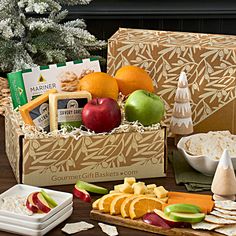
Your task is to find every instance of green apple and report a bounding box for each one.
[41,190,58,208]
[169,212,205,223]
[164,204,201,216]
[125,90,165,126]
[76,180,108,195]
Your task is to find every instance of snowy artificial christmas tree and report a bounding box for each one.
[0,0,106,73]
[170,71,193,135]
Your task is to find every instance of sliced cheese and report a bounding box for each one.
[19,89,57,132]
[49,91,91,131]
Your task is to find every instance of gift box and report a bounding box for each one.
[5,106,167,186]
[107,28,236,134]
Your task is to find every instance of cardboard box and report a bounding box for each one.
[107,28,236,134]
[5,106,167,186]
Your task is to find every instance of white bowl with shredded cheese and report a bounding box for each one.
[177,131,236,176]
[0,184,73,235]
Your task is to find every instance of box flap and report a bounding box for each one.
[108,28,236,49]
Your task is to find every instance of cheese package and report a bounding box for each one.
[49,91,91,131]
[19,89,57,132]
[7,58,100,108]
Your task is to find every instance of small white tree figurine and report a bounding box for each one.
[211,149,236,201]
[170,71,193,135]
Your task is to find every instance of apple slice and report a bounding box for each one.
[73,185,91,203]
[143,212,170,229]
[76,180,108,195]
[164,204,201,216]
[169,212,205,224]
[32,192,52,213]
[41,190,58,208]
[154,209,190,228]
[26,192,39,213]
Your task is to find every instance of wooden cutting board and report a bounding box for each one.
[90,210,222,236]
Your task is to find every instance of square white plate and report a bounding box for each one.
[0,207,73,236]
[0,184,73,223]
[0,202,72,230]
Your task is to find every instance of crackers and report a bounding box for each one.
[59,69,94,92]
[215,200,236,211]
[191,200,236,235]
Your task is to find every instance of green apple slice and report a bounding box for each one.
[169,212,205,223]
[164,204,201,216]
[41,190,58,208]
[76,180,108,195]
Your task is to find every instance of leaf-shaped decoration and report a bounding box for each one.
[81,161,97,166]
[131,157,148,162]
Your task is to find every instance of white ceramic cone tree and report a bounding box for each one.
[170,71,193,135]
[211,149,236,201]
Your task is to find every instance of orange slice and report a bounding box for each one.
[129,196,163,219]
[98,193,122,213]
[92,198,101,210]
[121,195,139,218]
[110,194,131,215]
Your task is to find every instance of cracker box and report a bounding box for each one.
[107,28,236,134]
[7,58,100,109]
[5,106,167,186]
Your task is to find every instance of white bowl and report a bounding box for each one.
[177,134,236,176]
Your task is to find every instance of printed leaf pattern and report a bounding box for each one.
[107,28,236,127]
[5,107,24,182]
[23,129,165,175]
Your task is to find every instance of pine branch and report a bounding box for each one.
[49,10,68,23]
[0,0,106,72]
[64,19,86,29]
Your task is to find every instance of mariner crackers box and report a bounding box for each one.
[7,58,100,108]
[5,106,167,187]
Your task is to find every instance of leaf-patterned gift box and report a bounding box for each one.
[4,106,167,187]
[108,28,236,134]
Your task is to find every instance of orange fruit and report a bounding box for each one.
[98,193,122,213]
[129,196,163,219]
[110,194,131,215]
[92,198,101,210]
[120,195,139,218]
[115,65,154,96]
[77,72,119,100]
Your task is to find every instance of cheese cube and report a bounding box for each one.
[19,89,57,132]
[145,194,156,198]
[49,91,91,131]
[109,190,119,194]
[114,184,123,192]
[160,197,168,203]
[124,177,136,186]
[133,182,147,195]
[146,189,154,195]
[118,183,134,194]
[146,184,157,190]
[154,186,168,199]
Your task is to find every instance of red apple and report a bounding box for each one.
[154,210,190,228]
[32,192,52,213]
[82,98,121,133]
[143,212,170,229]
[26,192,39,213]
[73,185,91,203]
